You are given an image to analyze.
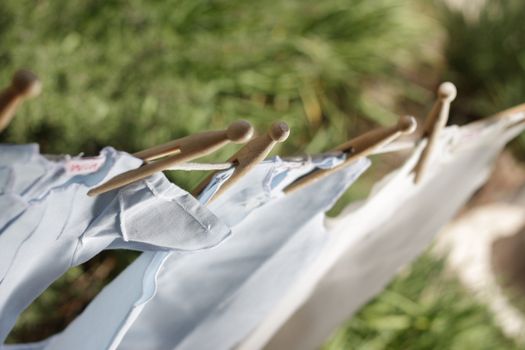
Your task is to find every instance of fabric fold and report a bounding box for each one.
[117,156,368,350]
[0,147,229,344]
[32,155,352,350]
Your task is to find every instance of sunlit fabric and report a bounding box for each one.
[0,147,230,344]
[118,156,369,350]
[0,144,57,231]
[242,113,525,350]
[38,155,362,350]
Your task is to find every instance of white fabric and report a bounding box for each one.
[0,147,230,345]
[120,158,369,350]
[174,171,361,350]
[33,172,232,350]
[241,113,525,350]
[0,144,62,232]
[28,155,352,350]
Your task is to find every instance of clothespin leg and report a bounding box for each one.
[284,115,417,194]
[88,120,254,196]
[413,82,457,184]
[193,121,290,201]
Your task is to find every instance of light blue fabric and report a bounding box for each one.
[0,144,45,194]
[0,144,52,231]
[36,172,233,350]
[0,147,230,344]
[117,157,369,350]
[206,155,345,227]
[35,155,351,350]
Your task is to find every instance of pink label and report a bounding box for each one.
[66,157,105,175]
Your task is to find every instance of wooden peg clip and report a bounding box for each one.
[413,82,457,184]
[87,120,254,196]
[284,115,417,194]
[0,70,42,132]
[193,121,290,201]
[134,120,253,161]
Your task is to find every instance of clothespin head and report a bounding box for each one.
[0,69,42,132]
[87,120,254,196]
[193,121,290,201]
[134,120,253,162]
[438,82,457,101]
[226,120,255,143]
[413,82,457,184]
[269,121,291,142]
[284,115,417,194]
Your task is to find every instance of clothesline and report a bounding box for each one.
[161,140,417,172]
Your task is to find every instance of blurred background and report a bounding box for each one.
[1,0,525,348]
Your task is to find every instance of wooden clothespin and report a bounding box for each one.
[0,70,42,132]
[192,121,290,202]
[413,82,457,184]
[87,120,254,196]
[284,115,417,194]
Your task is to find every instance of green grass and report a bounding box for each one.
[0,0,423,152]
[325,254,519,350]
[0,0,431,193]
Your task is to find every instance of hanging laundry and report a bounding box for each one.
[4,122,290,350]
[240,112,525,350]
[11,119,414,350]
[21,171,234,350]
[0,147,230,343]
[116,156,369,350]
[21,155,362,350]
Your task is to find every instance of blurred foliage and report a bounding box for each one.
[440,0,525,122]
[0,0,426,170]
[325,254,519,350]
[439,0,525,159]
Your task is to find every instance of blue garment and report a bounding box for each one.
[37,170,234,350]
[39,155,352,350]
[0,144,45,195]
[117,157,369,350]
[0,147,230,343]
[171,159,370,350]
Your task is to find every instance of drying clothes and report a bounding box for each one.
[118,157,369,350]
[241,112,525,350]
[0,147,230,343]
[207,154,346,227]
[24,251,171,350]
[32,169,234,350]
[35,155,355,350]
